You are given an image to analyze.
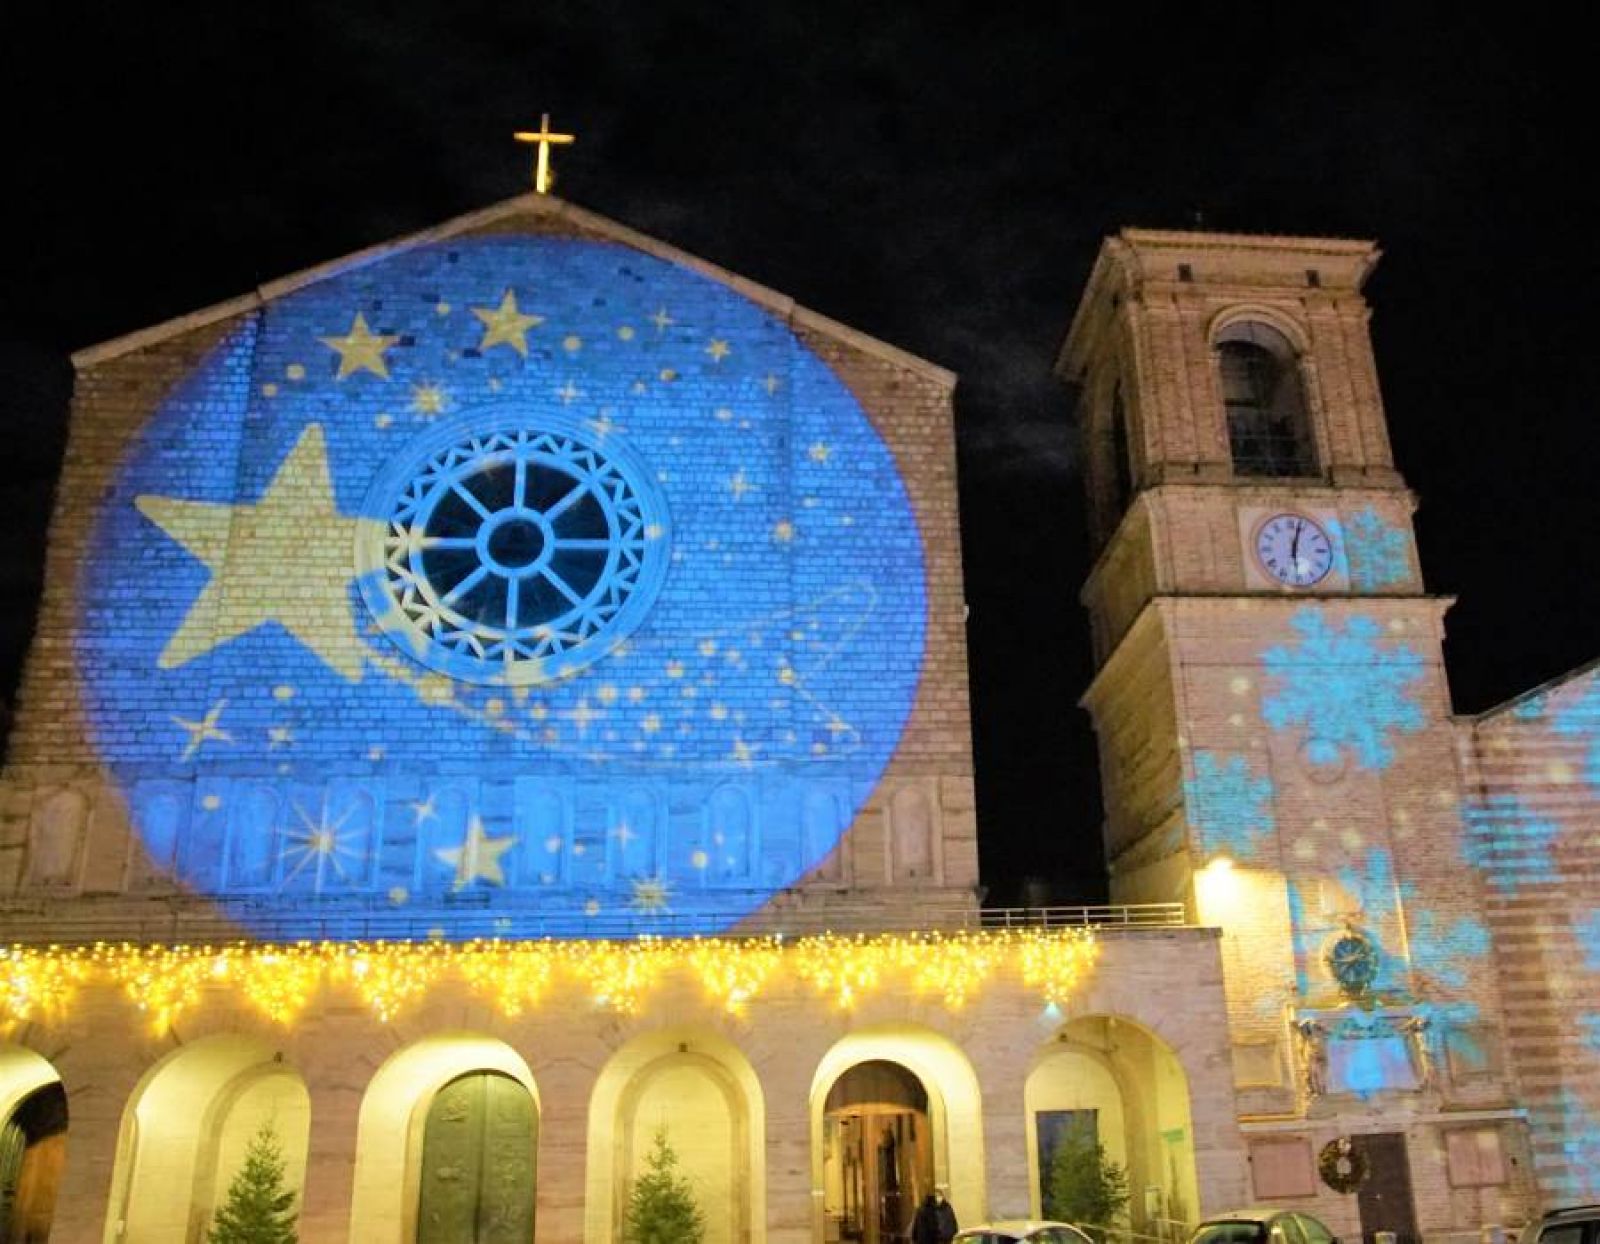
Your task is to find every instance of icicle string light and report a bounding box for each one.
[0,928,1097,1031]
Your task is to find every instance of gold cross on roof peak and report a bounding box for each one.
[514,114,576,195]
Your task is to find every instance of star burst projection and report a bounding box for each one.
[1261,609,1425,770]
[77,236,927,938]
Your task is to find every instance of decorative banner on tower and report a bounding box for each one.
[77,236,927,938]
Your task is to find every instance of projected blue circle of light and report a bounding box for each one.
[77,236,928,939]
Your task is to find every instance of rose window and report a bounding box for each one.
[359,418,668,685]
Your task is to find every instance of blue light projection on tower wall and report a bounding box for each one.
[1340,507,1411,592]
[1183,751,1275,863]
[1552,676,1600,787]
[75,237,928,938]
[1261,609,1424,770]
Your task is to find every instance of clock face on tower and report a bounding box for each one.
[1254,513,1334,587]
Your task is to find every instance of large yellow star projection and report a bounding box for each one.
[135,424,383,681]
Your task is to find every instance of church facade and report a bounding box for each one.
[0,200,1593,1242]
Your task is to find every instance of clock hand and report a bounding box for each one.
[1290,520,1302,562]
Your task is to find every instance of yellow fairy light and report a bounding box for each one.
[235,944,325,1026]
[1016,927,1100,1007]
[0,927,1099,1028]
[686,937,782,1014]
[458,940,558,1017]
[0,945,90,1027]
[335,942,448,1023]
[897,931,1003,1010]
[792,933,887,1009]
[564,937,674,1015]
[100,944,225,1033]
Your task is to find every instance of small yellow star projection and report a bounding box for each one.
[318,311,400,379]
[135,423,384,681]
[172,699,232,760]
[471,289,544,356]
[434,817,518,889]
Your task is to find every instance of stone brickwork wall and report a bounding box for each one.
[1467,664,1600,1204]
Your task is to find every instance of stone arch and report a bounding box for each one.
[584,1027,764,1244]
[349,1033,539,1244]
[104,1033,310,1243]
[810,1026,983,1243]
[1026,1014,1199,1230]
[1,1045,67,1243]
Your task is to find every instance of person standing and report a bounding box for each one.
[911,1193,941,1244]
[935,1188,959,1243]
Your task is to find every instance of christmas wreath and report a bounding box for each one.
[1318,1138,1369,1194]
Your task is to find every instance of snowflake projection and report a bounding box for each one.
[1407,910,1491,991]
[1261,609,1425,771]
[1511,692,1548,722]
[1461,795,1564,894]
[1184,750,1276,863]
[1577,910,1600,971]
[1289,847,1490,1011]
[1342,507,1410,591]
[1287,849,1404,996]
[1581,1013,1600,1055]
[1551,673,1600,788]
[1541,1089,1600,1199]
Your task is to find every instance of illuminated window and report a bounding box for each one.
[1217,322,1317,477]
[359,419,669,685]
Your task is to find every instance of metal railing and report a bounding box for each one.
[979,903,1188,929]
[0,899,1192,946]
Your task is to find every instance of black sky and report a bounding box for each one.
[4,7,1596,904]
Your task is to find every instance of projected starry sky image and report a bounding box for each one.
[77,237,925,936]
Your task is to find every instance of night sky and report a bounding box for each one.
[5,8,1595,904]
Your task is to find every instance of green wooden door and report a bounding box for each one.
[417,1072,537,1244]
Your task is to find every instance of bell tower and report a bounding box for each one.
[1060,231,1523,1216]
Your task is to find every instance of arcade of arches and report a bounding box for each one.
[0,1012,1205,1243]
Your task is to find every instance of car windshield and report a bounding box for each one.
[1193,1223,1269,1244]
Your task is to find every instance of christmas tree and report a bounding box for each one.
[623,1126,705,1244]
[207,1121,299,1244]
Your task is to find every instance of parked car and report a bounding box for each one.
[955,1223,1096,1244]
[1190,1209,1339,1244]
[1518,1205,1600,1244]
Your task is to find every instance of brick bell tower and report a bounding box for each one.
[1058,232,1533,1229]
